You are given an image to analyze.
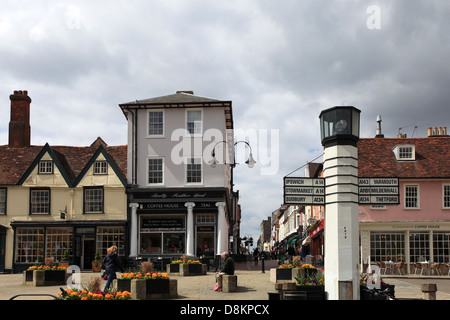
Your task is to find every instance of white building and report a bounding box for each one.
[119,91,237,261]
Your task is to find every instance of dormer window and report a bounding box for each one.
[393,144,415,161]
[38,160,53,174]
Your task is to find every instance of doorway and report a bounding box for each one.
[75,234,96,270]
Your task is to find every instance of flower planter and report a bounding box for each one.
[115,278,132,292]
[295,285,326,300]
[167,263,180,273]
[92,261,102,272]
[128,278,177,300]
[179,263,206,276]
[23,270,67,287]
[275,268,301,282]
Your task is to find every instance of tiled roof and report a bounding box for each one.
[0,143,127,186]
[357,136,450,178]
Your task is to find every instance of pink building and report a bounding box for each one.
[358,127,450,274]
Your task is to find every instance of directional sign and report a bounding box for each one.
[358,178,399,205]
[284,177,325,205]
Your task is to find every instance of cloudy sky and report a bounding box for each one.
[1,1,449,245]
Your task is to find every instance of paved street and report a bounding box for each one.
[1,259,450,301]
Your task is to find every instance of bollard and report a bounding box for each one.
[261,254,265,273]
[421,284,437,300]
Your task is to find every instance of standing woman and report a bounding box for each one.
[102,245,123,292]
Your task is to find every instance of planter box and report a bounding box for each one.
[167,263,180,273]
[114,278,132,292]
[23,270,67,287]
[295,285,326,300]
[275,268,302,283]
[179,263,206,276]
[128,279,178,300]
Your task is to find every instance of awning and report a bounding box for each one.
[302,236,311,245]
[289,236,299,244]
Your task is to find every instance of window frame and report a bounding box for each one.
[93,160,108,175]
[147,157,164,186]
[83,186,104,214]
[393,144,415,161]
[404,184,420,209]
[186,109,203,136]
[186,157,203,185]
[29,188,51,215]
[147,110,165,138]
[38,160,54,174]
[0,188,6,214]
[443,184,450,209]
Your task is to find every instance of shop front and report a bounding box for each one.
[360,221,450,273]
[128,188,229,261]
[309,219,324,263]
[10,221,126,273]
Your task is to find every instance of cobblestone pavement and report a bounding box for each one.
[1,259,450,300]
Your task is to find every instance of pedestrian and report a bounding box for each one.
[215,252,235,291]
[288,244,295,263]
[102,245,124,292]
[278,245,286,265]
[253,247,259,266]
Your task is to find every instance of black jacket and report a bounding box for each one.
[102,253,123,273]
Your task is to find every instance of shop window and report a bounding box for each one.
[433,232,450,263]
[15,228,45,264]
[196,213,215,224]
[369,232,405,262]
[45,227,73,263]
[139,215,185,255]
[409,232,430,263]
[96,226,125,257]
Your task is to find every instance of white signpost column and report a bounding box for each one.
[320,106,361,300]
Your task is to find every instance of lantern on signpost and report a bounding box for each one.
[319,106,361,300]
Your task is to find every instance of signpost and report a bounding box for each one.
[358,178,399,205]
[284,176,399,206]
[283,177,325,205]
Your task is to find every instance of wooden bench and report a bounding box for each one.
[222,275,238,293]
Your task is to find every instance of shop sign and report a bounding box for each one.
[358,178,399,205]
[283,177,325,205]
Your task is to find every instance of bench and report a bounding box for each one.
[222,275,238,293]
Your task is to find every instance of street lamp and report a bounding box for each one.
[208,140,256,168]
[319,106,360,147]
[319,106,361,300]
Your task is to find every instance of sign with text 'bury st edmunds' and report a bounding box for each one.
[358,177,400,205]
[283,177,325,205]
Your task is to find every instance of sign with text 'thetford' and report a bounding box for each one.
[358,178,399,205]
[283,177,325,205]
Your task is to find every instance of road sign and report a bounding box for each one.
[283,177,325,205]
[358,178,399,205]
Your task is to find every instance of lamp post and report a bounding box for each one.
[209,140,256,259]
[208,140,256,169]
[319,106,361,300]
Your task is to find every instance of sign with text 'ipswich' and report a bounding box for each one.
[358,178,399,205]
[283,177,325,205]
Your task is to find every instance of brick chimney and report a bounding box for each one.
[9,90,31,147]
